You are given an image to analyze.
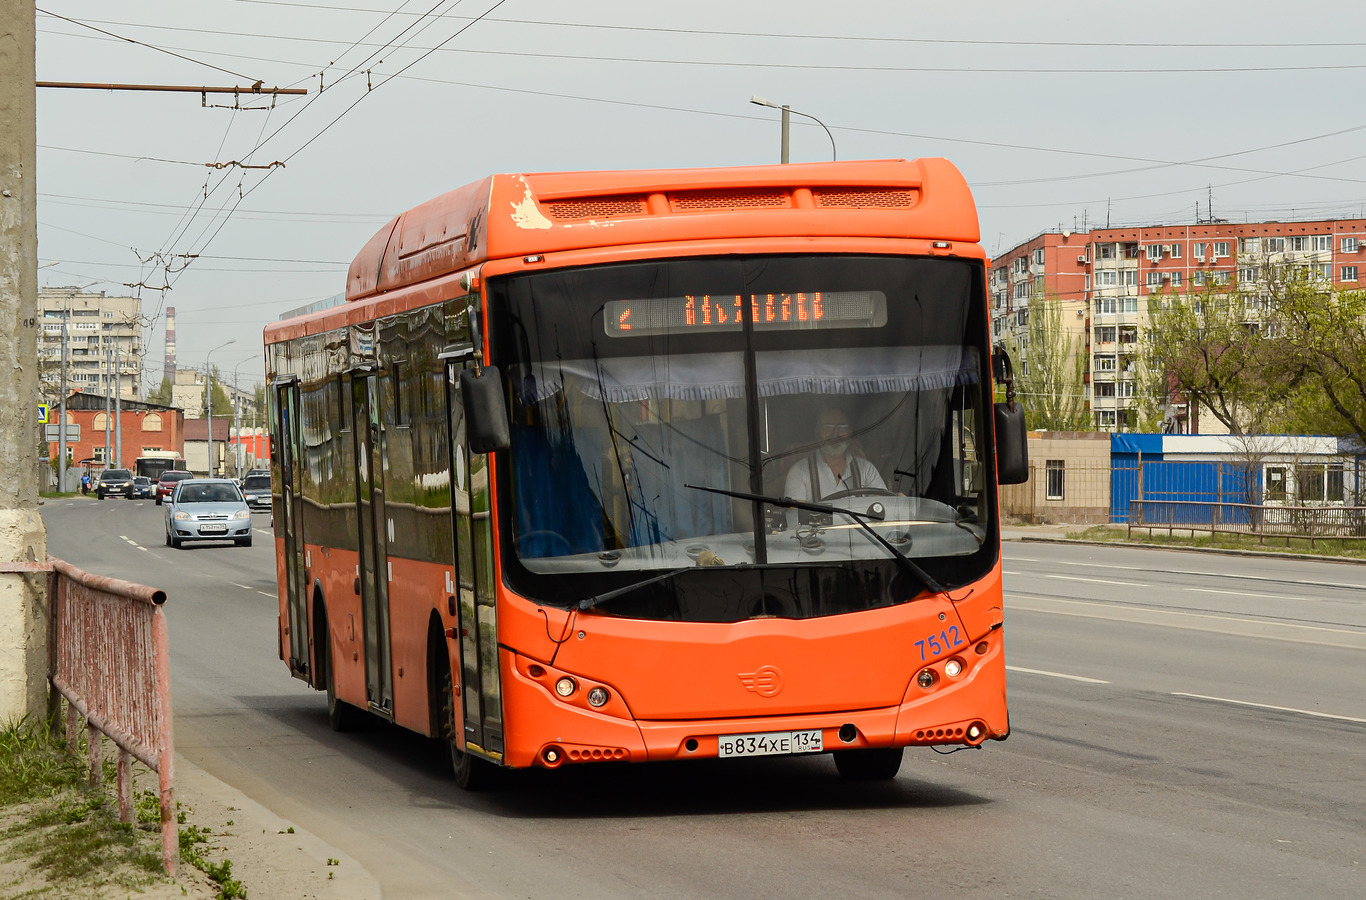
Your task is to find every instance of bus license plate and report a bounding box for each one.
[717,729,823,758]
[199,524,228,534]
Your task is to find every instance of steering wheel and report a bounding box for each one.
[519,530,574,557]
[821,487,896,502]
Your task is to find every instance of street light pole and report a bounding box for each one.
[749,95,837,164]
[56,302,68,491]
[230,355,253,480]
[205,340,235,476]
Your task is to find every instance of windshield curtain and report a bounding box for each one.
[490,254,996,620]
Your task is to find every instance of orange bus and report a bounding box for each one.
[264,159,1029,789]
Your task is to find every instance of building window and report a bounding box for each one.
[1313,235,1332,252]
[1097,410,1117,427]
[1094,381,1116,397]
[1239,237,1260,254]
[1313,263,1331,280]
[1032,248,1045,266]
[1343,266,1359,282]
[1328,464,1345,502]
[1193,242,1206,260]
[1214,241,1231,258]
[1169,243,1182,259]
[1096,270,1118,287]
[1097,297,1117,314]
[143,413,162,432]
[93,412,108,430]
[1342,237,1358,253]
[1146,244,1162,261]
[1288,236,1308,252]
[1146,271,1162,287]
[1212,271,1231,285]
[1084,274,1091,291]
[1045,460,1065,500]
[1239,267,1260,283]
[1121,270,1138,287]
[1095,354,1117,372]
[1098,243,1116,260]
[1170,271,1182,287]
[1117,381,1136,398]
[1095,326,1116,343]
[1265,466,1288,501]
[92,447,106,462]
[1119,325,1138,344]
[1119,296,1139,313]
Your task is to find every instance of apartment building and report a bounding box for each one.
[38,287,143,401]
[992,217,1366,432]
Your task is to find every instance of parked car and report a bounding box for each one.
[164,478,253,548]
[128,476,156,500]
[155,470,194,505]
[239,474,272,512]
[95,469,133,499]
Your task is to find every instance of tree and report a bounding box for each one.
[1141,281,1286,434]
[205,371,233,418]
[146,377,173,406]
[1001,292,1093,431]
[1264,279,1366,449]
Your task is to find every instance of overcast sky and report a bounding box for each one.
[34,0,1366,393]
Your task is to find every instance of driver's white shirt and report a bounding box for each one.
[783,452,886,503]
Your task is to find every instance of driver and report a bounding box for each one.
[783,406,886,506]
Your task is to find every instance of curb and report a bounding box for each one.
[1008,532,1365,565]
[173,754,382,899]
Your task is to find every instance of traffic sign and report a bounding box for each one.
[44,424,80,442]
[38,404,49,424]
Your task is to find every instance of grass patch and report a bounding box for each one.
[1068,524,1366,559]
[0,717,166,895]
[1,715,248,898]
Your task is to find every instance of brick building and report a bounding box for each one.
[992,217,1366,432]
[50,392,183,472]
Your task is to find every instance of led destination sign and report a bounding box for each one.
[604,291,886,337]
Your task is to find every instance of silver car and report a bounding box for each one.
[164,478,253,548]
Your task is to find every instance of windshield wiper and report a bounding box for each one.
[577,566,692,611]
[685,483,948,597]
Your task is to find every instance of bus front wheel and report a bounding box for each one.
[440,653,499,791]
[833,747,904,781]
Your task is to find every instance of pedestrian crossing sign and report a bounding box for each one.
[38,404,50,424]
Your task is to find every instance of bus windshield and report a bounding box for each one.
[492,255,995,617]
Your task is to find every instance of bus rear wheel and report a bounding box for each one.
[440,652,498,791]
[833,747,904,781]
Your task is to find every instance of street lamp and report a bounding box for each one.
[230,354,256,480]
[205,339,236,476]
[749,95,837,164]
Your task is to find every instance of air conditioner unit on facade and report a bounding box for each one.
[1078,255,1088,263]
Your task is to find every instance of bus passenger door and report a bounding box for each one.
[272,378,310,679]
[444,360,504,760]
[351,374,394,715]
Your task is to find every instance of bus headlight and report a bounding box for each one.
[945,659,963,678]
[586,687,609,708]
[555,677,577,697]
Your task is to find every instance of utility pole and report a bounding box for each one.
[56,303,68,491]
[114,339,122,469]
[103,350,112,467]
[1,0,50,720]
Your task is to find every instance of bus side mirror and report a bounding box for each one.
[995,402,1029,484]
[460,366,511,454]
[991,342,1028,485]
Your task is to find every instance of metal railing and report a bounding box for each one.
[37,558,177,874]
[1127,499,1366,547]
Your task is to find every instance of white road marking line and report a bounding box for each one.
[1043,574,1151,587]
[257,591,275,598]
[1006,665,1110,684]
[231,582,252,591]
[1184,587,1298,600]
[1171,692,1366,724]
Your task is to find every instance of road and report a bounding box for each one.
[41,498,1366,898]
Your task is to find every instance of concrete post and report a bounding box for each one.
[0,0,51,719]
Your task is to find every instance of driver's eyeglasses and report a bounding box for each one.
[819,423,852,435]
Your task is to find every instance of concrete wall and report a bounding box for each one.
[1000,431,1112,524]
[1,1,49,719]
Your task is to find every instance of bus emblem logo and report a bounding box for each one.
[739,666,783,697]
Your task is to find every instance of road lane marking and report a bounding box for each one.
[1007,556,1362,591]
[257,591,274,597]
[1042,574,1151,587]
[1184,587,1300,600]
[1009,592,1366,650]
[1006,665,1110,684]
[1171,692,1366,724]
[231,582,252,591]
